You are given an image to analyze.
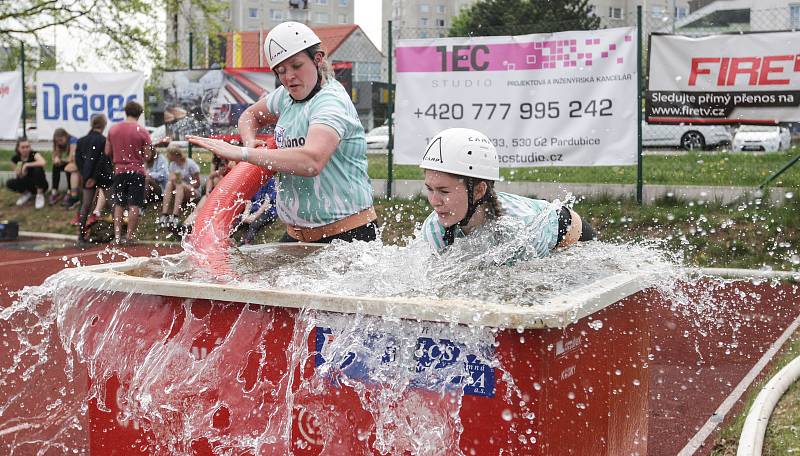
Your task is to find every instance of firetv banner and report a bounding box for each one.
[394,27,638,167]
[647,31,800,124]
[36,71,145,139]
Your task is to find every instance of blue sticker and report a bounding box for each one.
[314,328,495,398]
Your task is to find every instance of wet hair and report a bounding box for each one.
[90,113,107,131]
[53,128,71,151]
[479,180,503,219]
[303,44,332,83]
[124,100,144,119]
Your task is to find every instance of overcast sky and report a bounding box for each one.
[54,1,382,75]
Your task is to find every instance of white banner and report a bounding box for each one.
[647,31,800,123]
[0,71,23,140]
[394,27,637,167]
[36,71,145,139]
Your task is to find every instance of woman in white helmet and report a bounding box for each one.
[187,21,375,243]
[420,128,596,255]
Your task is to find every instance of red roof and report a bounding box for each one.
[225,24,363,69]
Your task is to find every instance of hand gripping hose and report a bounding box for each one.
[187,138,276,278]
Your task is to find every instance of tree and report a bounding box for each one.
[449,0,600,37]
[0,0,227,71]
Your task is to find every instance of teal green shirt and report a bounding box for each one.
[265,79,373,227]
[421,192,560,257]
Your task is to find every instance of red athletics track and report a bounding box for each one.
[0,236,181,454]
[0,237,798,455]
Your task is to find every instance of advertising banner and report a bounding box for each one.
[647,31,800,124]
[394,27,637,167]
[158,68,277,140]
[0,71,23,139]
[36,71,144,139]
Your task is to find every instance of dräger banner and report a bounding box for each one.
[36,71,145,139]
[0,71,23,139]
[394,27,637,167]
[647,32,800,124]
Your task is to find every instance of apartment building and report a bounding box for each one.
[167,0,355,67]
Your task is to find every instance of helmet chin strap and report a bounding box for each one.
[443,178,488,246]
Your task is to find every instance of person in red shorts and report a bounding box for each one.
[105,100,152,244]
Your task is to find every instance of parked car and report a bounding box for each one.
[732,125,792,152]
[642,122,732,150]
[365,125,389,150]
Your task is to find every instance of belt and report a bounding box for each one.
[286,207,377,243]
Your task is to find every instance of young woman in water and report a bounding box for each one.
[419,127,596,255]
[186,21,375,244]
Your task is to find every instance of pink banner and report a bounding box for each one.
[396,34,634,73]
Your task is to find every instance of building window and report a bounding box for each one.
[651,6,665,18]
[609,7,622,19]
[290,9,306,21]
[791,4,800,29]
[420,17,428,26]
[248,8,259,18]
[316,12,329,23]
[339,0,348,6]
[316,0,329,5]
[675,7,687,19]
[435,5,445,14]
[338,13,347,23]
[270,9,283,20]
[420,4,429,13]
[435,19,445,27]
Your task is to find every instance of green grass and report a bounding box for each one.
[369,148,800,187]
[0,149,217,174]
[710,333,800,456]
[6,148,800,188]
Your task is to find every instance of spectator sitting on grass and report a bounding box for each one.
[105,100,152,245]
[53,128,82,208]
[7,137,48,209]
[144,147,169,205]
[49,128,77,206]
[159,146,201,230]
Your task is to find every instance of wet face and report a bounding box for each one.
[424,170,469,228]
[274,51,320,100]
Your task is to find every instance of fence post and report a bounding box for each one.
[188,32,194,158]
[636,6,644,205]
[386,20,394,199]
[20,42,26,137]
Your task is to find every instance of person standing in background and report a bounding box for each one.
[105,101,152,245]
[76,114,114,244]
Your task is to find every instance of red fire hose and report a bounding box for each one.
[187,138,276,278]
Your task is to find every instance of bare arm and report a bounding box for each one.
[187,123,340,177]
[104,133,113,157]
[237,98,279,147]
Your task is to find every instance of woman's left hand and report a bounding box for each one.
[186,136,244,162]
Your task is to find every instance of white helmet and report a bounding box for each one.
[264,22,322,69]
[419,128,500,181]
